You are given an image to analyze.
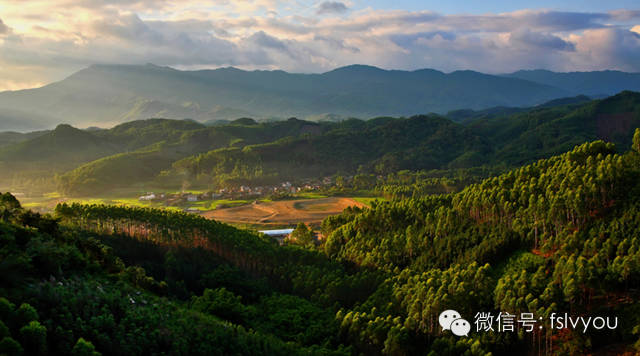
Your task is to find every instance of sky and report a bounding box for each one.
[0,1,639,91]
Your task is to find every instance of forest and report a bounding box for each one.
[2,127,640,354]
[2,91,639,197]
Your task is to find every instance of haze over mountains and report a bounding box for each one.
[1,63,639,131]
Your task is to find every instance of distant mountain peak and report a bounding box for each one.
[325,64,386,74]
[54,123,75,130]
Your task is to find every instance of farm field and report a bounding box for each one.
[202,197,367,226]
[16,191,378,228]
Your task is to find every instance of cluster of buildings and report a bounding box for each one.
[139,177,336,203]
[258,228,324,245]
[221,178,331,198]
[138,191,221,203]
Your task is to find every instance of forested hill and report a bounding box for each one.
[319,134,640,354]
[0,117,332,192]
[168,91,640,190]
[3,91,640,195]
[0,193,370,355]
[3,132,640,354]
[0,124,121,172]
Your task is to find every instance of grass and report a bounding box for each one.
[225,222,295,231]
[295,192,328,199]
[208,199,250,209]
[18,187,380,219]
[352,197,386,206]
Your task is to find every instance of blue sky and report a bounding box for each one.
[0,1,639,90]
[357,0,640,14]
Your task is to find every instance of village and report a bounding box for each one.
[135,176,355,246]
[137,176,337,210]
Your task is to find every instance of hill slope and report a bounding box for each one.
[0,124,120,171]
[57,118,336,195]
[504,69,640,96]
[0,64,573,131]
[5,132,640,355]
[168,92,640,189]
[4,92,640,195]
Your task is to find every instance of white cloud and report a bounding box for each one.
[1,3,640,91]
[569,28,640,72]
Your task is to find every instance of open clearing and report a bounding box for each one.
[202,197,366,225]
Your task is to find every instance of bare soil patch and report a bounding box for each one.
[202,197,366,225]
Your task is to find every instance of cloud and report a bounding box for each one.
[0,19,9,35]
[248,30,289,51]
[317,1,349,15]
[569,28,640,72]
[391,31,456,48]
[509,29,575,51]
[508,10,608,32]
[1,2,640,91]
[608,9,640,21]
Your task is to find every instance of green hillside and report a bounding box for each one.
[0,120,208,192]
[0,124,119,167]
[173,115,490,186]
[3,131,640,354]
[4,91,640,196]
[170,91,640,190]
[0,193,350,355]
[0,130,48,149]
[319,137,640,354]
[57,118,336,195]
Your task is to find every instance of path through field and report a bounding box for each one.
[202,197,366,225]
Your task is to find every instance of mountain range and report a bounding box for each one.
[1,64,639,131]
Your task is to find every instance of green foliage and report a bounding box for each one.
[0,298,14,322]
[324,139,640,354]
[19,321,47,355]
[13,304,38,329]
[8,91,640,197]
[5,122,640,355]
[70,338,101,356]
[56,118,337,195]
[0,191,348,355]
[0,321,8,340]
[0,337,23,356]
[251,294,339,345]
[192,288,247,323]
[291,222,314,247]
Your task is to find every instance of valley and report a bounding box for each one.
[203,197,367,226]
[2,69,640,356]
[3,1,640,355]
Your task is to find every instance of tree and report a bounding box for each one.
[0,337,23,356]
[633,128,640,153]
[0,298,13,323]
[71,338,101,356]
[0,320,8,339]
[290,222,314,247]
[14,303,38,329]
[191,288,246,324]
[19,321,47,355]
